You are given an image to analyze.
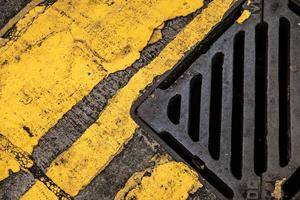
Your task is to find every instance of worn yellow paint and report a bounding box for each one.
[0,0,201,181]
[236,10,251,24]
[115,155,202,200]
[21,181,57,200]
[22,0,235,198]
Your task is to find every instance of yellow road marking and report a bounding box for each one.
[115,155,202,200]
[22,181,58,200]
[0,0,201,181]
[22,0,235,198]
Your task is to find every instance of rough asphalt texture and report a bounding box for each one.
[0,0,217,199]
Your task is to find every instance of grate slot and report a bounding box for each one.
[167,94,182,125]
[209,52,224,160]
[230,31,245,180]
[278,17,291,167]
[254,22,268,175]
[289,0,300,16]
[188,74,202,142]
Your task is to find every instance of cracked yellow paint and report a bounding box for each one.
[0,0,202,181]
[115,155,202,200]
[22,0,235,198]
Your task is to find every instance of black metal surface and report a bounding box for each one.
[131,0,300,199]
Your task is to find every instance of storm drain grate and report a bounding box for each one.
[132,0,300,199]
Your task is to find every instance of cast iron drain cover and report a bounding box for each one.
[132,0,300,199]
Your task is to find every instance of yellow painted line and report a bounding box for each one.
[0,0,201,181]
[115,155,202,200]
[22,0,235,198]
